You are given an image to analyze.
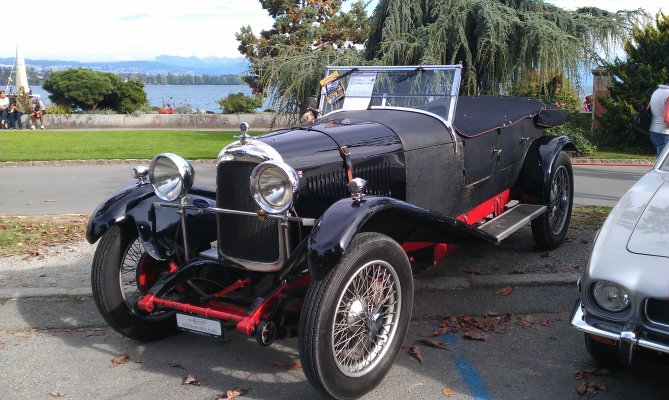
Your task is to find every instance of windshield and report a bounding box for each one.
[319,65,461,123]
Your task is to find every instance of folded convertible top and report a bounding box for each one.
[454,96,565,137]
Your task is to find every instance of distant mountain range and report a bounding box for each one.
[0,55,248,75]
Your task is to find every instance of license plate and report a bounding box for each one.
[176,313,222,337]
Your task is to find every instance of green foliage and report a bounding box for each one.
[237,0,369,114]
[218,92,263,114]
[596,13,669,154]
[44,104,73,115]
[545,112,597,157]
[42,68,148,113]
[367,0,645,95]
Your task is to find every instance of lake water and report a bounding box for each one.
[29,84,261,112]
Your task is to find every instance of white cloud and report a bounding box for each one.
[3,0,274,61]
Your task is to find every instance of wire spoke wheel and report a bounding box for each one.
[548,165,570,235]
[332,260,401,377]
[299,233,413,399]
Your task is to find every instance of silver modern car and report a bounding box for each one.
[571,145,669,366]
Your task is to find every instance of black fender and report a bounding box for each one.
[520,135,576,201]
[86,182,217,260]
[306,196,497,280]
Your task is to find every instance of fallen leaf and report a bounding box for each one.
[290,361,301,370]
[540,319,552,327]
[110,352,129,367]
[481,310,499,317]
[44,199,57,203]
[418,338,451,351]
[442,387,454,397]
[271,360,288,369]
[516,315,535,328]
[169,362,187,369]
[573,370,587,380]
[541,251,553,258]
[48,392,68,398]
[183,372,201,386]
[408,344,424,365]
[495,286,513,296]
[85,329,104,337]
[463,328,490,341]
[0,341,5,349]
[213,388,249,400]
[433,326,450,336]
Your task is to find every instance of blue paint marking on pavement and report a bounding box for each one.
[441,332,493,400]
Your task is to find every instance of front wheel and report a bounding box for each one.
[531,151,574,250]
[299,233,413,400]
[91,224,177,342]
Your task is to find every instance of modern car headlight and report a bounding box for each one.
[250,161,299,214]
[592,281,630,312]
[149,153,194,201]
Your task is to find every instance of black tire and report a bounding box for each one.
[584,334,620,367]
[531,151,573,250]
[299,233,413,400]
[91,224,176,342]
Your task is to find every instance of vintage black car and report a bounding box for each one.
[87,65,574,399]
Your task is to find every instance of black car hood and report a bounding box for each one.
[257,118,402,169]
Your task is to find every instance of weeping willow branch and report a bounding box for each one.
[367,0,648,95]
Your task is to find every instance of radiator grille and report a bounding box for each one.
[216,160,279,263]
[645,299,669,327]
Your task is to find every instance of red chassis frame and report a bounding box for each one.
[136,189,512,337]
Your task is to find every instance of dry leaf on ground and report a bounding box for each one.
[463,328,490,341]
[183,372,201,386]
[48,392,68,398]
[409,344,424,365]
[110,352,129,367]
[481,310,499,318]
[442,387,454,397]
[213,388,249,400]
[495,286,513,296]
[0,341,5,349]
[516,315,535,328]
[419,338,451,351]
[576,382,607,396]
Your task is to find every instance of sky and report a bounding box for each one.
[1,0,665,63]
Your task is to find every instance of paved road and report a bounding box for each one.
[2,286,667,400]
[0,163,651,215]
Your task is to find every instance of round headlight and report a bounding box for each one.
[149,153,194,201]
[592,281,630,312]
[250,161,299,214]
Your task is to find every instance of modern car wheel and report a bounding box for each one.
[91,224,176,341]
[299,233,413,400]
[532,151,574,250]
[584,334,621,367]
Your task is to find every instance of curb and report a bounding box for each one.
[571,158,654,167]
[0,272,580,300]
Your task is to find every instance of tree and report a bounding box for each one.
[43,68,148,113]
[43,68,117,110]
[218,92,263,114]
[236,0,369,116]
[597,13,669,153]
[365,0,646,95]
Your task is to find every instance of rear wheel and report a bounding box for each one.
[532,151,573,250]
[299,233,413,399]
[91,224,176,342]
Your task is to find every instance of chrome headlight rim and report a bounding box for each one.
[250,160,299,214]
[591,280,631,313]
[149,153,194,201]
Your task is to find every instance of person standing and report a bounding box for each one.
[30,96,45,130]
[0,91,9,129]
[649,83,669,156]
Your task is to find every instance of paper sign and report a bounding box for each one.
[342,72,377,110]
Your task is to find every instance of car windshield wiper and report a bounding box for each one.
[328,68,359,85]
[395,67,425,83]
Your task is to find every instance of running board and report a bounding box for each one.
[478,204,547,244]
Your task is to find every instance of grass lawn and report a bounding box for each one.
[591,149,655,160]
[0,130,263,161]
